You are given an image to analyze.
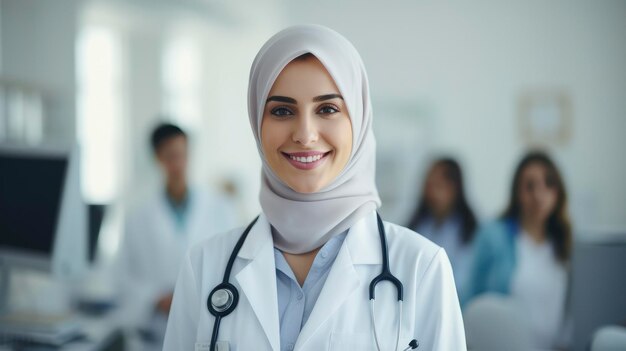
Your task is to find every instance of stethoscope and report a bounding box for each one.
[207,213,419,351]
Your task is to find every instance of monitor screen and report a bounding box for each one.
[88,204,106,263]
[0,154,68,255]
[571,239,626,351]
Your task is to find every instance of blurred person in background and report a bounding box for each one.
[406,158,477,298]
[116,122,238,350]
[463,151,572,350]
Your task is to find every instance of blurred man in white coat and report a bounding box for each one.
[116,123,238,350]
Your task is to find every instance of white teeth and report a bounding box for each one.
[289,154,324,163]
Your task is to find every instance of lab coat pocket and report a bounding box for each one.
[329,332,378,351]
[195,341,232,351]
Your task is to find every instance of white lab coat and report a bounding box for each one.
[116,187,239,330]
[163,211,466,351]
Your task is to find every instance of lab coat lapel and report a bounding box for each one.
[294,233,361,349]
[234,215,280,351]
[295,211,381,349]
[156,194,178,237]
[296,213,380,349]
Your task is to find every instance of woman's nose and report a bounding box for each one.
[292,113,318,146]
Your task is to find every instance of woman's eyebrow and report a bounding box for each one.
[266,96,297,104]
[313,94,343,102]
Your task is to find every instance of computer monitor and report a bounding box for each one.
[0,144,87,280]
[87,203,107,263]
[571,233,626,351]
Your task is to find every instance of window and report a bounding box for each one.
[76,26,123,204]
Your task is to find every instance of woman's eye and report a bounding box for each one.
[318,105,339,115]
[270,107,294,117]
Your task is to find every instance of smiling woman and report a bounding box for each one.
[163,25,466,351]
[261,54,352,193]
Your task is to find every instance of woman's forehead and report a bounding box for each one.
[267,56,341,98]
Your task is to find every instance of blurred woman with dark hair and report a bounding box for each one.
[464,151,572,350]
[407,158,477,296]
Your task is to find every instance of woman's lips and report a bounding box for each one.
[282,151,331,170]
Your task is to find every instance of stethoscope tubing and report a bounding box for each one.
[207,213,403,351]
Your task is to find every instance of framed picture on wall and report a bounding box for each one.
[518,90,573,147]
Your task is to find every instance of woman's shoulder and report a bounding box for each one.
[475,219,515,242]
[384,221,457,291]
[186,226,245,265]
[384,221,443,266]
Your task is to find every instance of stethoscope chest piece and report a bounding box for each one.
[402,339,419,350]
[207,282,239,317]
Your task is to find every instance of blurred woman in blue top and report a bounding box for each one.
[463,151,572,350]
[407,158,477,297]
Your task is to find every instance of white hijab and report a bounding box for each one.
[248,24,381,254]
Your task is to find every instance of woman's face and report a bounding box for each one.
[261,56,353,193]
[517,162,559,223]
[424,164,457,218]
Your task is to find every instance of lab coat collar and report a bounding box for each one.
[297,210,382,349]
[237,211,382,264]
[236,213,272,260]
[235,213,280,350]
[345,210,383,265]
[233,211,382,350]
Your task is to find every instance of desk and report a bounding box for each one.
[0,307,126,351]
